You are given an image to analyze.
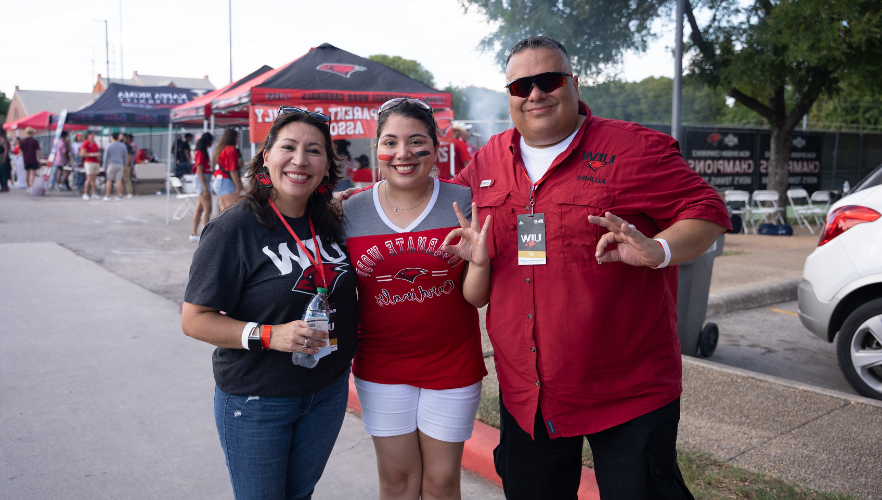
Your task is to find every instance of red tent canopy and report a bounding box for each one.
[211,44,452,143]
[170,65,274,126]
[3,111,88,132]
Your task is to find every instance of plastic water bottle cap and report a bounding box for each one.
[317,287,328,294]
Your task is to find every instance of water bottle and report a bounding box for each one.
[292,287,330,369]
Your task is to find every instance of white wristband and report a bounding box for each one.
[241,322,258,350]
[653,238,671,269]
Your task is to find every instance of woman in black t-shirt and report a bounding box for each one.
[182,110,358,498]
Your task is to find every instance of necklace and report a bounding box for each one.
[383,180,431,212]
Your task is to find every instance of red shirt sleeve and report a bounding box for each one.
[218,146,238,172]
[644,147,732,231]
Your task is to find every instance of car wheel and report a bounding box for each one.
[836,298,882,400]
[698,323,719,358]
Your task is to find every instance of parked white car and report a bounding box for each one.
[798,165,882,400]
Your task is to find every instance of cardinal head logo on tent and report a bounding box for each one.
[317,63,367,78]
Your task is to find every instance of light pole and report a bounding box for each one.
[671,0,684,142]
[93,20,110,88]
[119,0,124,81]
[229,0,233,83]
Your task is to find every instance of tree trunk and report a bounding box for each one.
[766,125,791,208]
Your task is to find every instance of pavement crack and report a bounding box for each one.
[723,401,850,463]
[329,436,372,457]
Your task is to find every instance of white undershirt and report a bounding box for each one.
[519,123,581,183]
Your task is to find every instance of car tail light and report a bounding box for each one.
[818,205,880,246]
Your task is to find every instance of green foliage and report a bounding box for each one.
[807,82,882,131]
[579,76,727,125]
[459,0,671,78]
[368,55,436,88]
[0,90,9,123]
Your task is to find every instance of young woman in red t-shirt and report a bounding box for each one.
[211,129,244,211]
[190,132,214,242]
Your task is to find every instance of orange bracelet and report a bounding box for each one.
[261,324,273,350]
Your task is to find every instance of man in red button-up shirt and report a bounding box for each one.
[452,36,730,499]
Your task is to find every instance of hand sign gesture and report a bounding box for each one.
[442,202,492,268]
[589,212,665,267]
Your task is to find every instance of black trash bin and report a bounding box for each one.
[676,234,725,357]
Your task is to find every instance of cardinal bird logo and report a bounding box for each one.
[526,240,538,248]
[292,263,347,295]
[316,63,367,78]
[706,133,722,146]
[394,268,428,283]
[315,183,335,199]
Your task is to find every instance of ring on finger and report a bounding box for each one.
[303,339,309,348]
[628,224,636,230]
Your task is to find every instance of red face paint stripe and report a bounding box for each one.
[378,154,394,161]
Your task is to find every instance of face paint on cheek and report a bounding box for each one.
[377,154,393,162]
[414,151,431,158]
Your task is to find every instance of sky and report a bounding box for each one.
[1,0,677,97]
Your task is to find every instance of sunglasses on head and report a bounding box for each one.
[278,106,331,124]
[505,72,573,98]
[378,98,434,117]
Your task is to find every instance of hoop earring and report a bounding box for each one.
[254,166,272,188]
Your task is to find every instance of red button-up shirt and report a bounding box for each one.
[453,102,731,438]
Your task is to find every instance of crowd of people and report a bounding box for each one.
[180,35,730,500]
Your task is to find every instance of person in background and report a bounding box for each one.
[455,124,476,156]
[190,132,214,243]
[181,109,357,499]
[70,133,85,193]
[334,139,354,190]
[350,154,374,189]
[51,130,71,191]
[0,131,10,192]
[10,137,27,189]
[102,133,128,202]
[19,127,41,188]
[80,131,101,200]
[120,133,134,198]
[211,129,244,211]
[173,133,192,179]
[451,126,472,176]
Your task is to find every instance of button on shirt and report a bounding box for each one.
[453,101,731,439]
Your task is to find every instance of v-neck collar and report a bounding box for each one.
[372,178,440,233]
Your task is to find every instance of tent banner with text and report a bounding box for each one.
[250,103,380,143]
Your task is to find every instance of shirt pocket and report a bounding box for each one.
[473,190,514,263]
[552,188,615,262]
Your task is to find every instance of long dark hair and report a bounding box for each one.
[245,112,342,241]
[211,128,238,168]
[376,103,439,149]
[196,132,213,160]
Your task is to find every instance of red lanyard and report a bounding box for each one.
[269,201,326,289]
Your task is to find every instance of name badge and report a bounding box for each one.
[480,179,493,188]
[517,213,546,265]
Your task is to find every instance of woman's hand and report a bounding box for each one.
[331,187,357,220]
[267,320,329,354]
[442,202,491,268]
[589,212,665,267]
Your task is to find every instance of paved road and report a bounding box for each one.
[705,301,857,396]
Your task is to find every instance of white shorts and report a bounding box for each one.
[354,377,482,443]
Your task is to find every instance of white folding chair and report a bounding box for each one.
[810,190,832,214]
[787,188,826,235]
[170,175,200,221]
[751,190,786,232]
[724,190,752,234]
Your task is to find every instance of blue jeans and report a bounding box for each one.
[214,369,350,500]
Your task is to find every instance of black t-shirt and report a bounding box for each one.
[184,202,358,397]
[174,139,189,163]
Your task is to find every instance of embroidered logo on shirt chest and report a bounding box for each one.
[578,150,616,184]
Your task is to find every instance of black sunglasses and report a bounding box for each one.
[505,72,573,98]
[278,106,331,124]
[378,98,434,116]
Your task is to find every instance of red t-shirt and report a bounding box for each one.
[213,146,239,178]
[81,140,99,164]
[452,101,731,438]
[350,169,375,183]
[436,139,472,180]
[342,182,487,390]
[193,150,211,175]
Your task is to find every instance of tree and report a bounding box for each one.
[460,0,882,202]
[368,55,436,88]
[0,90,9,124]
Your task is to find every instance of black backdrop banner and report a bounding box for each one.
[683,130,756,191]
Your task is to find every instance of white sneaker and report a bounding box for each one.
[82,194,90,201]
[102,196,111,202]
[126,194,133,199]
[189,234,200,243]
[114,196,122,202]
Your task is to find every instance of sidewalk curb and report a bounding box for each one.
[707,277,800,317]
[682,355,882,409]
[346,374,601,499]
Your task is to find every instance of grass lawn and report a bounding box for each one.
[475,387,858,500]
